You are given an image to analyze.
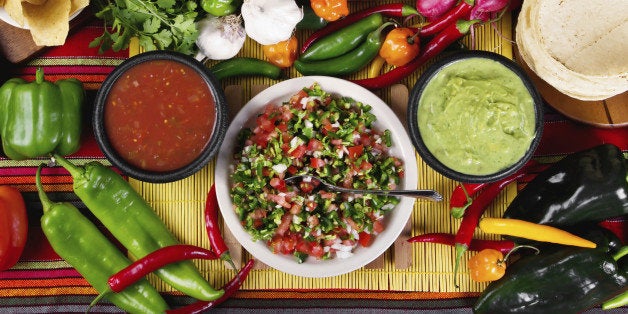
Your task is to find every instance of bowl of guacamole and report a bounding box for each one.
[407,50,543,183]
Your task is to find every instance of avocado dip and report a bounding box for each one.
[417,57,536,176]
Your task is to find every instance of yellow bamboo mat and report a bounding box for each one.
[128,1,515,294]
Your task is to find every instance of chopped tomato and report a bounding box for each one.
[310,157,325,168]
[289,144,307,159]
[358,232,373,247]
[289,90,308,108]
[307,138,324,152]
[347,145,364,159]
[269,177,286,191]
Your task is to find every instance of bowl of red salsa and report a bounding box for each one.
[93,51,228,183]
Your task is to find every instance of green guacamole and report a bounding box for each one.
[417,57,536,176]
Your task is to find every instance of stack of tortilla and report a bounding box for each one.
[1,0,89,46]
[516,0,628,101]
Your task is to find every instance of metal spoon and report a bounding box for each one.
[284,174,443,202]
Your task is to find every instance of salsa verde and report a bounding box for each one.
[417,57,536,176]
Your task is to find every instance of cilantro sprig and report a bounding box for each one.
[90,0,201,55]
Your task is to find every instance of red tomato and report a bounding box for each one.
[269,177,286,191]
[289,145,307,159]
[0,186,28,271]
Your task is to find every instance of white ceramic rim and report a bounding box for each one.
[215,76,419,278]
[0,7,83,29]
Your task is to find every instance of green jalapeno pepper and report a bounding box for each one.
[53,154,224,302]
[36,164,169,314]
[209,57,282,80]
[294,21,393,77]
[298,13,383,61]
[201,0,242,16]
[474,237,628,313]
[0,68,84,160]
[503,144,628,226]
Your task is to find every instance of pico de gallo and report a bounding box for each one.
[230,83,405,263]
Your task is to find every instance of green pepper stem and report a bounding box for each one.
[35,163,54,213]
[612,246,628,261]
[52,154,85,179]
[35,68,44,84]
[451,184,473,219]
[453,243,467,289]
[602,290,628,310]
[87,289,112,313]
[221,252,238,271]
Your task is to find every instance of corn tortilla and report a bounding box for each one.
[516,0,628,100]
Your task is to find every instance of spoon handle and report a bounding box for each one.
[328,185,443,201]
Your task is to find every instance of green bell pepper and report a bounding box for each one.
[0,68,84,160]
[201,0,242,16]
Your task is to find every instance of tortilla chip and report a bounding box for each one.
[4,0,25,26]
[70,0,88,14]
[23,0,46,4]
[22,0,71,46]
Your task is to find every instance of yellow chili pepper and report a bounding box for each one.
[479,218,597,248]
[262,35,298,68]
[379,27,420,67]
[368,55,386,78]
[310,0,349,22]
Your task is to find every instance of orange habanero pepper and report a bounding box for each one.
[379,27,420,67]
[310,0,349,22]
[0,185,28,271]
[262,35,298,68]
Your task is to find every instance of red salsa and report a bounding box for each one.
[105,59,216,172]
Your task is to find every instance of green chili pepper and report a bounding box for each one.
[503,144,628,226]
[209,57,282,81]
[201,0,242,16]
[36,164,169,314]
[0,68,84,160]
[294,22,393,77]
[53,154,224,302]
[299,13,383,61]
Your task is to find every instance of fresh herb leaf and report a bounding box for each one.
[91,0,201,55]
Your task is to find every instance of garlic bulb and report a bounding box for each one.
[241,0,303,45]
[196,14,246,60]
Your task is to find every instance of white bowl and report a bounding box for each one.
[215,76,418,278]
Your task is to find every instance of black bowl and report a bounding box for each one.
[93,50,228,183]
[407,50,544,183]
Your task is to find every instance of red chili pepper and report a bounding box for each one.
[108,245,219,293]
[0,185,28,271]
[408,232,515,254]
[419,0,475,37]
[300,3,419,53]
[352,19,479,90]
[206,185,237,270]
[166,259,256,314]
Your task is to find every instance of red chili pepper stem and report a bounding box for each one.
[88,245,221,312]
[166,259,256,314]
[450,184,474,219]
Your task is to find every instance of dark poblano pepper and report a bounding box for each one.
[503,144,628,226]
[0,68,84,160]
[53,154,224,302]
[36,164,169,314]
[473,243,628,314]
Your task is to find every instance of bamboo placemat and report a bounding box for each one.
[126,4,515,294]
